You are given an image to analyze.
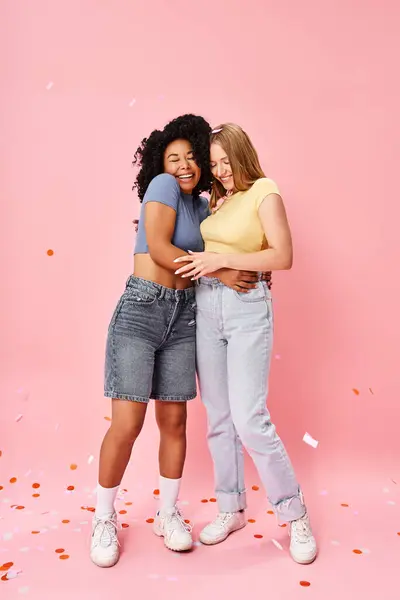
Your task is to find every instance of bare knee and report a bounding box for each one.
[108,420,144,445]
[156,404,187,438]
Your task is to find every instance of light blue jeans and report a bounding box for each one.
[196,277,305,523]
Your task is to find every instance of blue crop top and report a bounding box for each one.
[134,173,210,254]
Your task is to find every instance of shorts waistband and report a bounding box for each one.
[127,275,195,301]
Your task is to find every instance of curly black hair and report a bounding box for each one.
[132,114,213,202]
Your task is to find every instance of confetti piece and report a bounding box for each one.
[70,464,77,471]
[10,478,17,484]
[3,534,13,541]
[122,523,129,528]
[353,549,362,554]
[62,520,70,524]
[391,479,397,485]
[209,498,217,502]
[0,562,14,570]
[303,432,319,448]
[352,388,360,395]
[119,510,127,515]
[267,510,274,515]
[59,555,69,560]
[18,587,30,595]
[300,581,311,587]
[0,487,3,491]
[1,575,8,581]
[146,518,154,524]
[47,249,54,256]
[201,499,208,503]
[55,423,60,431]
[15,414,23,423]
[32,483,40,489]
[252,486,259,491]
[278,524,287,528]
[153,489,160,496]
[387,500,396,506]
[104,416,111,422]
[16,506,25,510]
[125,502,132,506]
[6,569,22,580]
[19,548,29,553]
[46,82,54,90]
[341,503,349,507]
[88,455,94,465]
[31,531,40,535]
[360,548,371,554]
[32,494,40,498]
[248,519,256,523]
[66,486,74,491]
[254,534,263,539]
[369,388,374,394]
[129,98,136,107]
[271,539,283,550]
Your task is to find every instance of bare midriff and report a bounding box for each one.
[133,254,193,290]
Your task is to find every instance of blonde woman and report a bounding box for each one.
[174,124,317,564]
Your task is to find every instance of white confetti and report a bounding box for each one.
[383,488,390,493]
[2,498,11,504]
[80,521,89,525]
[19,547,30,553]
[3,532,13,541]
[129,98,136,107]
[331,540,340,546]
[24,470,32,477]
[88,455,94,465]
[387,500,396,506]
[179,500,189,506]
[303,432,319,448]
[193,541,201,547]
[6,569,22,580]
[360,548,371,554]
[16,414,23,422]
[46,81,54,90]
[73,528,82,532]
[271,538,283,551]
[18,586,30,595]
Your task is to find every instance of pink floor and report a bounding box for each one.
[1,453,398,599]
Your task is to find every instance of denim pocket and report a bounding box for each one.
[234,284,266,303]
[127,288,157,305]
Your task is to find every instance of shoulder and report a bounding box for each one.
[251,177,280,196]
[197,195,211,222]
[143,173,181,209]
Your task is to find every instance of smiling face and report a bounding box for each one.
[210,142,235,192]
[163,139,201,194]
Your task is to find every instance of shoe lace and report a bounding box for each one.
[291,515,312,543]
[93,516,121,548]
[214,512,235,527]
[167,507,193,533]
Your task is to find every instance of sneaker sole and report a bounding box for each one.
[289,549,317,565]
[90,553,120,568]
[199,521,247,546]
[153,527,193,552]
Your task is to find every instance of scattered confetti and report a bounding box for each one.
[6,569,22,580]
[248,519,256,523]
[387,500,396,506]
[88,455,94,465]
[353,549,363,554]
[300,581,311,587]
[32,483,40,489]
[59,554,69,560]
[278,524,287,528]
[252,486,259,491]
[31,531,40,535]
[3,533,13,541]
[46,81,54,90]
[0,487,3,491]
[32,494,40,498]
[129,98,136,107]
[19,548,29,553]
[10,478,17,484]
[271,539,283,550]
[70,464,77,471]
[125,502,132,506]
[254,534,263,539]
[303,432,319,448]
[16,506,25,511]
[104,416,111,422]
[146,518,154,524]
[369,388,374,395]
[201,499,208,503]
[18,587,30,595]
[61,520,70,524]
[47,249,54,256]
[0,562,14,571]
[119,510,127,515]
[15,414,23,423]
[153,489,160,497]
[352,388,360,395]
[66,486,74,492]
[341,503,349,508]
[122,523,129,528]
[209,498,217,503]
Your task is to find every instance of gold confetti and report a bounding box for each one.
[47,249,54,256]
[352,388,360,395]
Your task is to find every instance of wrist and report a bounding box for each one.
[220,254,230,269]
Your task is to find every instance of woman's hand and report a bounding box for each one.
[217,269,259,292]
[174,251,226,279]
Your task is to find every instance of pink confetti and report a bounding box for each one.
[129,98,136,107]
[16,414,23,422]
[46,81,54,90]
[303,432,319,448]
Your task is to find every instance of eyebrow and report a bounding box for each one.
[167,150,194,159]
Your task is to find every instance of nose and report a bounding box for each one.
[216,162,226,177]
[179,158,191,171]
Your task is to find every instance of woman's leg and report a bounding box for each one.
[224,284,317,563]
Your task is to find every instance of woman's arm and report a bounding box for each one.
[174,193,292,278]
[145,202,189,271]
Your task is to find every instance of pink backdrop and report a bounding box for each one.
[1,1,399,598]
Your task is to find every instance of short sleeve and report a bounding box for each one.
[254,178,280,210]
[143,173,181,212]
[197,196,211,223]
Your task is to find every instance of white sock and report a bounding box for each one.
[95,483,119,518]
[159,476,181,512]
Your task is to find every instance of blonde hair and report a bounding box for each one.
[209,123,266,210]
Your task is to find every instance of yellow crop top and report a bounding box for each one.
[201,178,280,254]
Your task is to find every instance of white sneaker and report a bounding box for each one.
[289,512,317,564]
[90,512,120,568]
[153,506,193,552]
[199,511,246,545]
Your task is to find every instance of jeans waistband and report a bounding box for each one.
[127,275,195,301]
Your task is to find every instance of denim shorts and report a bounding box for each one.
[104,276,197,403]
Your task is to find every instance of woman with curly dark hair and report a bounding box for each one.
[90,114,260,567]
